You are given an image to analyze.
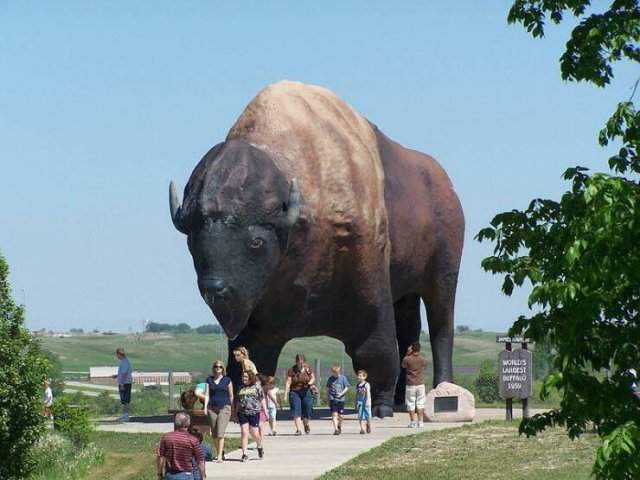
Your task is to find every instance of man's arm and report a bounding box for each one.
[194,442,206,478]
[156,452,165,478]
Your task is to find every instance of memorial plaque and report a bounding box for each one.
[498,349,533,399]
[434,396,458,413]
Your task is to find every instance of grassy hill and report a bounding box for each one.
[42,330,506,384]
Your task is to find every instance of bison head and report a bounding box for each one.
[169,140,300,340]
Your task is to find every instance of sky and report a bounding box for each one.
[0,2,636,333]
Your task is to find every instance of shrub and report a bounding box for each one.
[30,432,104,480]
[474,360,499,403]
[52,396,94,447]
[0,252,49,480]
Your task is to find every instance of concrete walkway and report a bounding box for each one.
[98,408,542,479]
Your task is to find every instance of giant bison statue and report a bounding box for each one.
[169,81,464,417]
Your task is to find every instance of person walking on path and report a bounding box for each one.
[284,353,315,435]
[402,341,427,428]
[355,370,372,434]
[233,346,258,375]
[204,360,233,463]
[326,366,350,435]
[237,371,266,462]
[263,375,279,436]
[43,378,54,427]
[113,347,133,422]
[157,412,206,480]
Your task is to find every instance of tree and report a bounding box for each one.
[475,359,500,403]
[478,1,640,478]
[195,323,222,334]
[0,252,50,480]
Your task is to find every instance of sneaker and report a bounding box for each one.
[407,421,416,428]
[366,423,371,434]
[337,424,342,434]
[333,430,340,435]
[418,421,425,428]
[304,424,310,434]
[294,430,302,436]
[360,429,365,435]
[273,431,277,436]
[258,447,264,459]
[241,454,249,463]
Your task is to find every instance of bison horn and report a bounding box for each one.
[169,181,188,235]
[283,178,301,227]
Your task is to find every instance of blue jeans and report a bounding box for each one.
[289,387,313,419]
[165,472,193,480]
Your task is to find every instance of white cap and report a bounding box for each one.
[629,368,637,378]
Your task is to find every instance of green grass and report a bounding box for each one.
[319,421,599,480]
[88,431,240,480]
[42,331,506,378]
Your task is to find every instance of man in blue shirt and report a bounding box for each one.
[326,366,350,435]
[113,347,133,422]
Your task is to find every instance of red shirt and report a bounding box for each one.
[159,429,204,473]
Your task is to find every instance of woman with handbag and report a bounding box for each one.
[284,353,315,435]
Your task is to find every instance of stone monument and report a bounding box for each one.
[424,382,475,422]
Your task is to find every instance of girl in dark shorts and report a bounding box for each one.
[237,370,267,462]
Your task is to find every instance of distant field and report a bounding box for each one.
[42,331,507,384]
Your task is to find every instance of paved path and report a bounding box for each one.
[98,408,543,479]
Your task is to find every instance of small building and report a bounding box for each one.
[89,366,191,385]
[134,372,191,386]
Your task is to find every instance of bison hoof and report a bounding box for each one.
[372,404,394,418]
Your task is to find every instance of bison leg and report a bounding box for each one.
[393,294,422,408]
[347,301,399,418]
[422,270,459,387]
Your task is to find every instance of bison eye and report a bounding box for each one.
[250,238,265,249]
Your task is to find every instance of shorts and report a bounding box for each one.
[405,384,426,411]
[267,405,277,420]
[329,400,345,414]
[207,405,231,438]
[119,383,132,404]
[238,412,260,427]
[356,401,371,421]
[289,387,313,419]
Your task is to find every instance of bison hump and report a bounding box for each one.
[227,80,389,255]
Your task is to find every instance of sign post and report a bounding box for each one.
[497,336,533,420]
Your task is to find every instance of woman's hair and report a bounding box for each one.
[180,389,198,409]
[243,370,257,385]
[295,353,306,363]
[257,373,269,385]
[233,346,249,359]
[212,360,226,375]
[188,425,203,443]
